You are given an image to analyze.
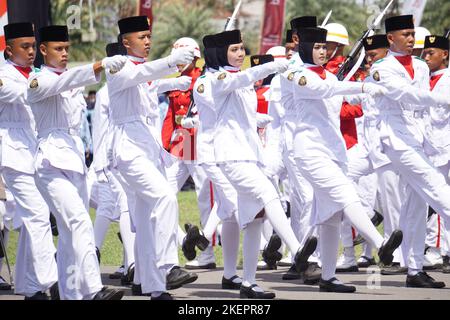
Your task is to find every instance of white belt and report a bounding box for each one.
[111,115,154,126]
[0,121,30,129]
[37,127,79,138]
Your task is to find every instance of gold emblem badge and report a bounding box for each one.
[373,71,380,82]
[298,76,307,86]
[253,58,260,65]
[197,84,205,94]
[429,36,436,44]
[217,72,227,80]
[109,69,119,75]
[287,72,295,81]
[0,79,3,87]
[366,38,373,45]
[30,79,39,89]
[175,115,183,125]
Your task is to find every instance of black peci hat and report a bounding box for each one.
[39,25,69,42]
[4,22,35,41]
[424,35,449,51]
[105,42,127,57]
[285,29,293,43]
[203,34,217,49]
[363,34,389,50]
[385,15,414,33]
[118,16,150,35]
[290,16,317,31]
[250,54,274,67]
[297,27,327,43]
[215,30,242,47]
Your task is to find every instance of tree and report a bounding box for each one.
[420,0,450,35]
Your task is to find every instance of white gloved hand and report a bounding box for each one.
[176,76,192,91]
[269,59,290,74]
[167,47,196,68]
[102,55,128,73]
[181,116,199,129]
[362,82,388,97]
[256,113,273,128]
[431,91,450,107]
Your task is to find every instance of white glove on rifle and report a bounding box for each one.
[181,115,199,129]
[269,59,290,74]
[176,76,192,91]
[102,55,128,73]
[167,47,196,68]
[362,83,388,97]
[256,113,273,128]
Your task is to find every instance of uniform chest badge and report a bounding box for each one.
[0,79,3,87]
[30,79,39,89]
[197,84,205,93]
[217,72,227,80]
[287,72,295,81]
[298,76,307,86]
[373,71,380,82]
[175,114,183,125]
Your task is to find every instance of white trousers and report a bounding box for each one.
[35,159,102,300]
[116,155,178,294]
[1,167,58,297]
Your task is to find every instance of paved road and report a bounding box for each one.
[2,265,450,300]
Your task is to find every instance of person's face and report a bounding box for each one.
[365,48,388,67]
[387,29,415,55]
[40,41,70,69]
[285,42,295,60]
[227,42,245,68]
[123,30,152,58]
[423,48,449,72]
[313,43,327,65]
[5,37,36,67]
[326,41,339,60]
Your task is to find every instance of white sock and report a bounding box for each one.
[362,243,373,259]
[264,199,300,255]
[203,204,222,241]
[242,218,262,286]
[319,222,341,281]
[221,220,240,279]
[93,215,111,249]
[119,211,136,271]
[343,202,384,249]
[262,219,273,241]
[344,247,356,259]
[177,225,186,246]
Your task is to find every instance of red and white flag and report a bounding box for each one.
[139,0,153,32]
[259,0,286,54]
[401,0,428,26]
[0,0,8,63]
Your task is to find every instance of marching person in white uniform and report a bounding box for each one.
[0,22,58,300]
[284,27,403,293]
[209,29,318,299]
[369,15,450,288]
[106,16,198,300]
[27,25,127,300]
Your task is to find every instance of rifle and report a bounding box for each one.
[445,28,450,38]
[336,0,394,81]
[320,10,332,27]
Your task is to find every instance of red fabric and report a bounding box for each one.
[256,86,270,114]
[395,55,414,80]
[430,73,444,91]
[308,66,327,80]
[259,0,286,54]
[161,67,202,160]
[13,65,32,79]
[325,56,364,150]
[138,0,153,33]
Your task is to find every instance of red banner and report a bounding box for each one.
[139,0,153,32]
[259,0,286,54]
[0,0,8,59]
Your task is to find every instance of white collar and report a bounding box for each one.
[127,55,146,63]
[41,65,66,74]
[388,50,411,58]
[431,68,447,77]
[6,59,32,68]
[223,65,240,72]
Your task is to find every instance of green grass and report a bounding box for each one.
[4,191,380,267]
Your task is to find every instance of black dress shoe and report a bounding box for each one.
[109,265,124,279]
[282,264,301,280]
[294,236,318,273]
[0,276,12,291]
[182,224,209,261]
[151,292,174,300]
[262,234,282,270]
[131,283,151,296]
[303,262,321,285]
[184,223,210,251]
[443,256,450,274]
[319,277,356,293]
[406,272,446,288]
[378,230,403,266]
[381,263,408,275]
[93,287,124,300]
[50,282,60,300]
[240,284,275,299]
[166,266,198,290]
[185,262,217,270]
[222,275,242,290]
[336,265,359,273]
[121,263,135,286]
[357,256,377,268]
[24,291,49,300]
